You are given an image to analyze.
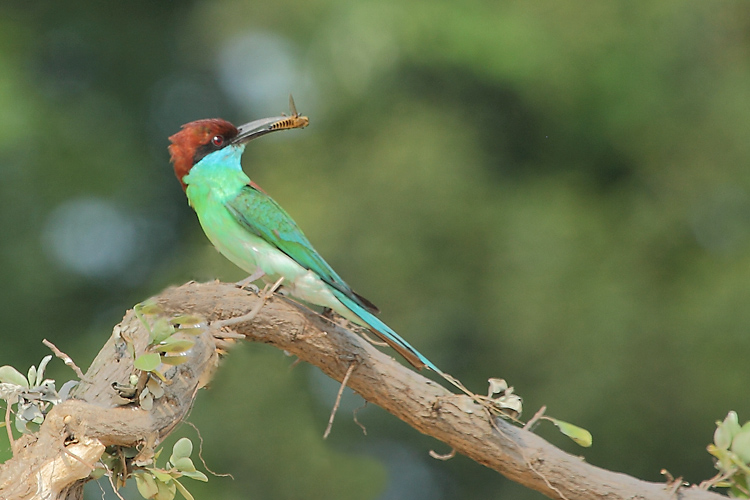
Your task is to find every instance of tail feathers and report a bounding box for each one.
[334,291,440,373]
[351,290,380,314]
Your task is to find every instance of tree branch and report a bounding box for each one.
[0,281,726,500]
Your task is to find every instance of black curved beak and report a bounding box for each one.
[231,97,309,145]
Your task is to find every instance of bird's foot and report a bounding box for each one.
[235,269,266,293]
[237,282,260,294]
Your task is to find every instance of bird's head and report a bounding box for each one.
[169,112,309,190]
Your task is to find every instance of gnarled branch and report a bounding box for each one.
[0,281,725,500]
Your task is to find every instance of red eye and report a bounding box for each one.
[211,135,224,147]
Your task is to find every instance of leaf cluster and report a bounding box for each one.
[706,411,750,497]
[0,356,74,434]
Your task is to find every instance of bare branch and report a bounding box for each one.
[42,339,88,382]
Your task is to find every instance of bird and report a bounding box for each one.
[168,103,443,373]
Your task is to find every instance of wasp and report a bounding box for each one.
[270,94,309,131]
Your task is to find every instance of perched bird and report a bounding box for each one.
[168,105,441,372]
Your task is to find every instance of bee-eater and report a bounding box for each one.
[168,107,441,372]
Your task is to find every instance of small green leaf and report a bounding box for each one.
[27,365,37,388]
[154,478,177,500]
[171,437,193,462]
[715,412,741,450]
[135,471,159,499]
[732,428,750,463]
[727,412,742,433]
[548,418,593,447]
[172,457,196,473]
[15,415,29,433]
[151,318,175,344]
[169,315,204,326]
[180,470,208,482]
[137,300,163,316]
[0,366,29,388]
[173,478,195,500]
[134,353,162,372]
[35,355,52,386]
[155,339,194,354]
[148,467,173,482]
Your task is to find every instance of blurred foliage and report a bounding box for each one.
[1,1,750,499]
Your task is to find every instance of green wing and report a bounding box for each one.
[225,184,379,313]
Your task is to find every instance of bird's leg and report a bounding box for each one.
[235,269,266,293]
[214,276,286,329]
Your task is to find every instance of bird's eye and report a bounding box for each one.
[211,135,224,147]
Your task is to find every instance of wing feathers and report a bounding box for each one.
[225,184,379,314]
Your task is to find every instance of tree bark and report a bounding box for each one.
[0,281,726,500]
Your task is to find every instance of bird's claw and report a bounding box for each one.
[235,269,266,294]
[236,281,260,294]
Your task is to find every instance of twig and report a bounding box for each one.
[4,403,13,449]
[183,421,233,479]
[42,339,89,382]
[323,362,356,439]
[94,473,107,500]
[61,447,95,471]
[353,400,368,436]
[523,405,547,430]
[106,470,127,500]
[700,469,734,490]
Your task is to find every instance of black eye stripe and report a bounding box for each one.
[193,142,221,164]
[190,128,239,165]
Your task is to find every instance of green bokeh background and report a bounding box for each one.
[2,2,750,499]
